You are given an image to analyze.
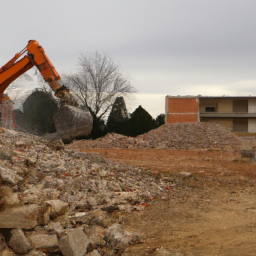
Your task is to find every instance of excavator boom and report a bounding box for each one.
[0,40,92,141]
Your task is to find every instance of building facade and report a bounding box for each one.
[165,95,256,133]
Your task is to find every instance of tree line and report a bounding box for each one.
[11,51,165,138]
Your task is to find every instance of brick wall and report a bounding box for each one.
[165,96,200,124]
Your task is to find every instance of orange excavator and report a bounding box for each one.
[0,40,92,141]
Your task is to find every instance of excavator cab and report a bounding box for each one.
[0,40,92,141]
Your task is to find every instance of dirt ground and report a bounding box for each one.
[69,143,256,256]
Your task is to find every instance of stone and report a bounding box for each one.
[49,221,64,235]
[59,227,89,256]
[14,140,27,147]
[84,225,106,247]
[0,144,13,160]
[0,204,39,229]
[154,249,175,256]
[47,139,65,151]
[0,250,14,256]
[179,171,191,177]
[28,234,58,252]
[0,166,23,185]
[25,158,37,167]
[87,250,101,256]
[44,200,69,218]
[22,250,46,256]
[106,224,130,249]
[87,197,98,208]
[75,201,92,211]
[0,186,19,207]
[9,229,32,254]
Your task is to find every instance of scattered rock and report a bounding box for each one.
[47,139,65,151]
[106,224,140,250]
[59,227,89,256]
[87,250,101,256]
[0,204,39,229]
[27,234,58,252]
[0,249,14,256]
[68,122,242,150]
[0,144,13,160]
[44,200,69,219]
[154,249,176,256]
[9,229,32,254]
[0,166,23,185]
[0,186,19,207]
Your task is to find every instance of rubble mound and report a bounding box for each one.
[69,122,242,150]
[138,122,242,150]
[74,133,150,149]
[0,128,173,255]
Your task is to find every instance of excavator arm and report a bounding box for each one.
[0,40,93,141]
[0,40,73,104]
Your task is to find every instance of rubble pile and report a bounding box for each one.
[72,133,150,149]
[70,122,242,150]
[138,122,242,150]
[0,128,173,255]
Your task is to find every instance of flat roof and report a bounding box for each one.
[166,95,256,99]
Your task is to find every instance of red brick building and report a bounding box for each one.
[165,95,256,133]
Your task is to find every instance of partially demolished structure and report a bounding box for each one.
[165,95,256,133]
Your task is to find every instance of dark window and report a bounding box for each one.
[233,119,248,132]
[233,100,248,113]
[205,107,215,112]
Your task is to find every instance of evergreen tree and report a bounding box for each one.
[107,97,128,134]
[155,114,165,127]
[127,105,155,136]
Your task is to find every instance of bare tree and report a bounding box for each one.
[63,52,136,124]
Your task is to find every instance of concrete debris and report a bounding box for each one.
[0,205,39,229]
[44,200,69,218]
[8,229,32,254]
[0,186,19,207]
[59,228,89,256]
[27,234,58,252]
[0,127,195,255]
[87,250,101,256]
[0,166,23,185]
[68,122,242,150]
[0,250,14,256]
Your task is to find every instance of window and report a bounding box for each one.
[205,107,215,112]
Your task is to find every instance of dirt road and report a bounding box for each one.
[70,146,256,255]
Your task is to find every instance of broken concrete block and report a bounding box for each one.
[44,200,69,218]
[84,225,106,247]
[0,204,39,229]
[0,166,23,185]
[87,250,101,256]
[154,249,175,256]
[107,224,130,248]
[59,227,89,256]
[49,222,64,235]
[28,234,58,252]
[9,229,32,254]
[47,139,65,151]
[0,186,19,207]
[22,250,46,256]
[0,144,13,160]
[0,250,14,256]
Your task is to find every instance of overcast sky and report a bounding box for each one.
[2,0,256,117]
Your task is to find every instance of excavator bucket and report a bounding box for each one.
[44,105,93,142]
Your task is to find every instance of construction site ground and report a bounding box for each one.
[69,143,256,256]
